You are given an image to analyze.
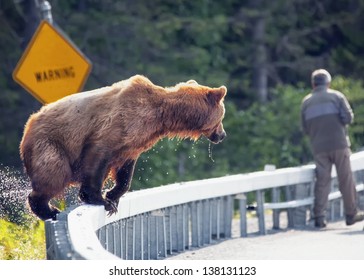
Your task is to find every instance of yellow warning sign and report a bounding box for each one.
[13,20,92,104]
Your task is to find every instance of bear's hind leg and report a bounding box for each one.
[28,191,60,220]
[106,159,136,206]
[27,145,72,220]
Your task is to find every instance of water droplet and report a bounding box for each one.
[208,142,215,162]
[0,165,32,224]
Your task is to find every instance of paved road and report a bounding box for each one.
[167,218,364,260]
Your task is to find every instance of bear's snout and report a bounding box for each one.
[208,129,226,144]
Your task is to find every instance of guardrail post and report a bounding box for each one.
[222,196,233,238]
[113,222,121,258]
[202,200,212,244]
[129,218,137,260]
[210,198,220,239]
[169,205,186,253]
[134,215,143,259]
[142,214,150,260]
[294,183,309,226]
[106,224,114,256]
[235,194,247,237]
[151,209,167,259]
[149,215,158,259]
[119,219,127,259]
[168,207,176,252]
[264,164,280,230]
[272,187,281,229]
[285,186,295,227]
[190,201,199,247]
[177,205,187,251]
[165,207,172,255]
[256,190,266,235]
[180,204,189,250]
[183,204,189,250]
[125,218,135,259]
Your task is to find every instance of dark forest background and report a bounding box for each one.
[1,0,364,190]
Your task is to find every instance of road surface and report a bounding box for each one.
[167,218,364,260]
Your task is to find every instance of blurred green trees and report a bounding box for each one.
[1,0,364,189]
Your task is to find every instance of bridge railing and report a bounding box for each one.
[45,151,364,259]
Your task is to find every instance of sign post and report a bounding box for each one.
[13,20,92,104]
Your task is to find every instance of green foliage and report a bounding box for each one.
[222,85,311,173]
[2,0,364,169]
[330,76,364,150]
[0,219,45,260]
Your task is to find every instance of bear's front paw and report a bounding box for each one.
[104,198,118,217]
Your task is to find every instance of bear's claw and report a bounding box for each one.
[104,198,118,216]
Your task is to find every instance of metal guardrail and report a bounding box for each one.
[45,151,364,259]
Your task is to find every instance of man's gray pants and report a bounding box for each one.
[313,147,358,219]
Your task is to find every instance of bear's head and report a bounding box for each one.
[201,85,227,144]
[172,80,227,144]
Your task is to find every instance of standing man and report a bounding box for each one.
[301,69,364,228]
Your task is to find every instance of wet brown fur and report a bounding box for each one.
[20,75,227,220]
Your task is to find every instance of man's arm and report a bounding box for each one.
[300,104,308,135]
[339,94,354,125]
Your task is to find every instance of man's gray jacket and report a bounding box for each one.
[301,85,354,154]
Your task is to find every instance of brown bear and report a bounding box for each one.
[20,75,227,220]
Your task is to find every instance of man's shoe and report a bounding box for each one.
[314,217,327,228]
[346,211,364,226]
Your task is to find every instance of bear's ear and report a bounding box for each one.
[207,86,227,105]
[187,80,198,85]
